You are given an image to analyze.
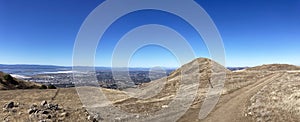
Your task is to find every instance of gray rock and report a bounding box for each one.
[40,110,50,114]
[11,108,17,113]
[28,108,37,114]
[35,109,41,114]
[3,108,9,112]
[31,104,38,108]
[38,119,52,122]
[47,115,52,119]
[41,101,48,106]
[3,102,14,109]
[47,104,59,110]
[88,113,103,122]
[14,102,19,107]
[60,112,69,117]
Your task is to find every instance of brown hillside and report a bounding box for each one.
[246,64,300,71]
[0,71,41,90]
[118,58,230,117]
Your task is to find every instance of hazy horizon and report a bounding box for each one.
[1,59,299,68]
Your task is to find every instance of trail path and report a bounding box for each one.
[201,73,283,122]
[179,72,283,122]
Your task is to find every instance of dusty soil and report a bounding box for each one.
[0,88,86,121]
[0,88,128,122]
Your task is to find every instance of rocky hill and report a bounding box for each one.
[246,64,300,71]
[113,58,230,121]
[0,71,41,90]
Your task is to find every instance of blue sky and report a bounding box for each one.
[0,0,299,67]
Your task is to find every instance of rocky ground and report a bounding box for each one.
[0,88,129,122]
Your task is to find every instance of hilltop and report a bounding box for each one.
[245,64,300,71]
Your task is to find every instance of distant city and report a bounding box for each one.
[0,64,176,89]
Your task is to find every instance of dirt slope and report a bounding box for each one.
[0,88,127,121]
[0,71,41,90]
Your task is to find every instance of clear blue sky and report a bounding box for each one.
[0,0,299,67]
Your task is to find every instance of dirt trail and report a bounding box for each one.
[200,73,283,122]
[51,88,60,101]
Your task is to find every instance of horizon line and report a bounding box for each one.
[1,63,299,68]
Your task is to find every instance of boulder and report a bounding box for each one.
[28,108,37,114]
[41,101,47,106]
[3,102,14,109]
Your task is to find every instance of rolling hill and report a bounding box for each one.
[246,64,300,71]
[0,71,41,90]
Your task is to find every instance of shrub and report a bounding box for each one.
[4,74,18,85]
[4,74,13,81]
[40,85,47,89]
[47,85,57,89]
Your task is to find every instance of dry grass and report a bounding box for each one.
[246,72,300,122]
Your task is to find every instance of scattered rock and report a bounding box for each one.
[14,102,19,107]
[28,108,37,114]
[11,108,17,113]
[88,113,103,122]
[59,112,69,117]
[31,104,38,108]
[114,117,121,121]
[58,117,65,121]
[248,112,253,116]
[3,102,19,113]
[47,104,59,110]
[87,115,92,120]
[38,119,52,122]
[26,101,67,121]
[3,102,14,109]
[40,110,50,115]
[41,101,47,106]
[3,108,9,112]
